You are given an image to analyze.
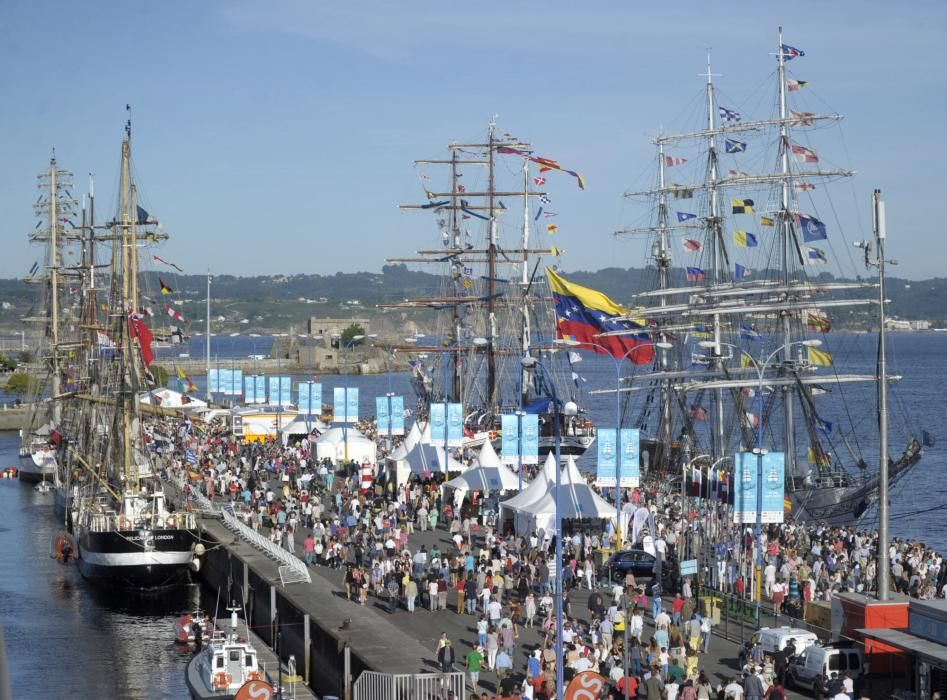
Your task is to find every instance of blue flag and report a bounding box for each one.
[719,107,741,123]
[816,418,833,436]
[725,139,747,154]
[677,211,697,222]
[735,263,749,280]
[797,213,827,242]
[781,44,805,60]
[740,323,761,341]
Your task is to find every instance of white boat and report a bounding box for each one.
[185,612,271,699]
[18,439,58,483]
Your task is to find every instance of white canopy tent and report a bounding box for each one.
[389,421,424,462]
[500,455,617,535]
[441,440,521,507]
[314,426,377,464]
[498,451,557,518]
[279,415,328,444]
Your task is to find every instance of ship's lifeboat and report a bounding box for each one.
[2,466,17,479]
[51,532,76,562]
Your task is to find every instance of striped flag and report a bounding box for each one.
[683,239,703,252]
[665,155,687,167]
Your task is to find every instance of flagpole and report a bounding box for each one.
[205,270,212,402]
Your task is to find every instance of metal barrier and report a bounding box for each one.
[220,505,312,585]
[353,670,465,700]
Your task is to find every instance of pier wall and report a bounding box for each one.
[194,520,383,698]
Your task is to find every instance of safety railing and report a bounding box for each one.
[353,670,465,700]
[221,504,311,585]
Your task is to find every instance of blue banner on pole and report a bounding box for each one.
[298,382,322,414]
[522,414,539,465]
[430,403,447,445]
[596,429,618,487]
[334,387,358,423]
[447,402,463,447]
[733,451,784,524]
[761,451,785,524]
[391,396,405,436]
[208,369,220,393]
[377,396,405,436]
[244,375,264,404]
[268,376,291,406]
[619,428,640,487]
[230,370,244,396]
[501,414,518,464]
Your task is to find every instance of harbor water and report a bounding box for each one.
[0,332,944,697]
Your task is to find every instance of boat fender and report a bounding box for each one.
[213,672,232,689]
[246,670,263,681]
[190,557,201,572]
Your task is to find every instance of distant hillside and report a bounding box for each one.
[3,265,945,332]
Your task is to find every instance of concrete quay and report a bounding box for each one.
[187,506,811,700]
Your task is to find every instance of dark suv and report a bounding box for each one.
[600,549,679,593]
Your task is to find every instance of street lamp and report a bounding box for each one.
[556,338,672,547]
[333,333,374,463]
[698,336,822,626]
[372,341,400,492]
[520,353,566,700]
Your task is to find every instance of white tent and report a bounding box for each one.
[314,426,377,464]
[279,415,328,444]
[501,455,617,535]
[389,421,423,462]
[441,441,521,506]
[499,451,558,517]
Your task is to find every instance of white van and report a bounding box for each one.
[787,643,864,691]
[741,626,820,665]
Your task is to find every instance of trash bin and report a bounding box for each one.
[702,596,722,625]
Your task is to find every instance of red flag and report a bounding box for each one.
[533,176,546,186]
[128,315,154,366]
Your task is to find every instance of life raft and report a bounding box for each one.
[213,672,232,690]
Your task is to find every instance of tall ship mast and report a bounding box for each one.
[386,121,595,459]
[614,30,923,524]
[18,155,79,483]
[69,114,199,588]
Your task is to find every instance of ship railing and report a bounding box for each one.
[219,505,311,585]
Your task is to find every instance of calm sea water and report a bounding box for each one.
[0,332,943,697]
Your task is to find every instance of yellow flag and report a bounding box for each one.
[808,346,833,367]
[740,354,758,369]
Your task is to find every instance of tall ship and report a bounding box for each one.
[67,113,199,588]
[18,155,80,483]
[613,30,924,524]
[386,122,596,460]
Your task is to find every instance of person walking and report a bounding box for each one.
[465,645,484,693]
[437,636,456,673]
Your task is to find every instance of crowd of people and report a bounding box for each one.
[160,419,944,699]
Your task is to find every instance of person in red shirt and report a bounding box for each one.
[671,593,685,627]
[615,673,638,699]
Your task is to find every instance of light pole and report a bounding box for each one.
[557,338,672,548]
[334,333,367,464]
[373,342,398,491]
[699,337,822,626]
[520,354,566,700]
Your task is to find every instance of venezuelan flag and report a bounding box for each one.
[546,268,653,364]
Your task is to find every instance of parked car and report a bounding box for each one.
[786,642,864,692]
[599,549,679,593]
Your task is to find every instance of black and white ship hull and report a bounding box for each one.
[76,527,196,589]
[17,450,58,483]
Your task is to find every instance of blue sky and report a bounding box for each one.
[2,1,944,280]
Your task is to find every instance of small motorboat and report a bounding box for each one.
[34,480,52,493]
[185,607,271,699]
